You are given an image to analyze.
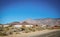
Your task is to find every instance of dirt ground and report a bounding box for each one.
[0,29,60,37]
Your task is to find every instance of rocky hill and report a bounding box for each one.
[4,18,60,26]
[24,18,60,26]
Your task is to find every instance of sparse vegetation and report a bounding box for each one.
[0,24,60,36]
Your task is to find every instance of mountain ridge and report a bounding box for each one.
[0,18,60,26]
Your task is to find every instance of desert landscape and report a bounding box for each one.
[0,18,60,37]
[0,0,60,37]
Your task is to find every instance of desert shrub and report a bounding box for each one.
[9,32,13,35]
[24,27,31,33]
[46,27,53,30]
[16,32,20,34]
[30,27,36,32]
[0,31,8,36]
[35,27,41,31]
[0,25,15,36]
[20,25,26,31]
[20,27,25,31]
[0,33,7,36]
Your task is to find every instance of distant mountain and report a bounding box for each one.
[5,18,60,26]
[6,22,21,25]
[24,18,60,26]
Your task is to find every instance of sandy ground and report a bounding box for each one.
[0,29,60,37]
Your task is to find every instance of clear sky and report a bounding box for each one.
[0,0,60,24]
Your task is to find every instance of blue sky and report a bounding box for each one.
[0,0,60,24]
